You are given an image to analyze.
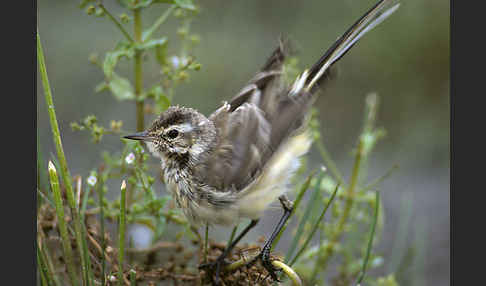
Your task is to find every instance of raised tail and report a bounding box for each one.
[290,0,400,95]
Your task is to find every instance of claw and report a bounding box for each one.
[260,252,281,282]
[247,245,282,282]
[199,258,228,285]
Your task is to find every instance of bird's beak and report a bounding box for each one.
[123,131,153,141]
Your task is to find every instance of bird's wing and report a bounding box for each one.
[195,39,314,192]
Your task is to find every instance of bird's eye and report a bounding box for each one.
[166,129,179,139]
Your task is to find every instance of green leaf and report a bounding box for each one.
[103,41,135,79]
[108,73,135,101]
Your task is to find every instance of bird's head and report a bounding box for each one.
[124,106,216,164]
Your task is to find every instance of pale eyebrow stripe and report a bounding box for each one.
[170,123,194,133]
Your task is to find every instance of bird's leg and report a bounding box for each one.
[199,219,259,285]
[252,195,294,282]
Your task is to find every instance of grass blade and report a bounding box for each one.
[272,171,315,249]
[38,31,88,282]
[356,191,380,285]
[130,269,137,286]
[37,242,50,286]
[80,186,92,222]
[285,172,325,263]
[81,225,95,286]
[228,225,238,246]
[48,161,78,285]
[289,183,340,266]
[38,230,62,286]
[97,176,107,286]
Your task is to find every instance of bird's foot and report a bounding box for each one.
[198,256,229,286]
[246,244,282,282]
[259,245,282,282]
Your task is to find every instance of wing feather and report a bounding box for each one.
[197,39,314,192]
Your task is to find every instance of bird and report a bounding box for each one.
[124,0,400,284]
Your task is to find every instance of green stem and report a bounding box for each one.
[118,180,127,286]
[314,140,364,274]
[48,162,78,285]
[134,8,144,131]
[289,183,340,266]
[38,31,88,284]
[97,3,134,43]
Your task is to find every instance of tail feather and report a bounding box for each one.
[302,0,400,93]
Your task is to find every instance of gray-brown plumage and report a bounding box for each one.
[124,0,399,282]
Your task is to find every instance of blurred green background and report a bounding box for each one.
[37,0,449,285]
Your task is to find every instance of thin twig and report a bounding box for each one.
[97,3,134,43]
[142,5,175,42]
